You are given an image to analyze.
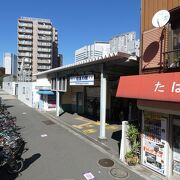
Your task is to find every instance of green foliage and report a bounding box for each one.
[127,124,139,146]
[125,124,140,165]
[125,150,134,159]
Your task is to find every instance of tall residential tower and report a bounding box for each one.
[17,17,60,81]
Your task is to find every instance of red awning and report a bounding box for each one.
[116,72,180,102]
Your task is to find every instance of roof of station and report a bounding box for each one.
[34,52,138,77]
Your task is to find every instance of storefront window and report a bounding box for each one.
[173,117,180,175]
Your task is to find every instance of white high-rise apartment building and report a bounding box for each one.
[110,32,139,56]
[3,53,17,75]
[17,17,60,81]
[75,42,110,62]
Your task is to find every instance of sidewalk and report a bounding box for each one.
[42,110,166,180]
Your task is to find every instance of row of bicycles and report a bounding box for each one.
[0,103,27,174]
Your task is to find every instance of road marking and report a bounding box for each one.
[83,172,95,180]
[41,134,47,137]
[22,112,27,115]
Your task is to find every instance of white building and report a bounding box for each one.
[75,42,110,62]
[110,32,139,56]
[3,53,17,75]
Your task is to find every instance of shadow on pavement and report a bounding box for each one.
[0,153,41,180]
[22,153,41,171]
[111,130,122,156]
[5,105,14,109]
[0,166,18,180]
[111,130,122,142]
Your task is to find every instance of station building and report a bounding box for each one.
[35,52,139,140]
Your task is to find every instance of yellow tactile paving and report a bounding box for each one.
[82,129,97,134]
[72,122,92,129]
[105,125,119,130]
[74,116,89,122]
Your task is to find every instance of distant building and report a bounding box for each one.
[17,17,60,82]
[3,53,17,75]
[75,42,110,62]
[110,32,139,56]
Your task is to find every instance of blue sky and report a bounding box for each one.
[0,0,140,66]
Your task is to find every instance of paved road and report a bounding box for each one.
[0,97,145,180]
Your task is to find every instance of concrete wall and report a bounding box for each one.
[3,81,16,95]
[18,82,40,108]
[36,74,51,88]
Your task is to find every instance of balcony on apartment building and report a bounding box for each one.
[37,54,51,58]
[18,22,33,28]
[38,30,52,35]
[18,28,33,34]
[37,65,51,70]
[38,24,52,30]
[38,36,52,41]
[18,57,32,63]
[18,47,32,51]
[163,8,180,71]
[164,49,180,70]
[37,59,51,64]
[38,42,51,47]
[23,64,32,70]
[18,40,32,45]
[18,52,32,57]
[37,48,51,53]
[18,35,33,40]
[17,63,32,69]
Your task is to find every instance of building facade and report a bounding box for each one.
[110,32,139,56]
[3,53,17,75]
[17,17,59,82]
[75,42,110,62]
[116,1,180,179]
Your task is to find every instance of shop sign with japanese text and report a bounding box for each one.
[116,72,180,102]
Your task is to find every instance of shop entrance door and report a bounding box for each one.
[76,92,83,114]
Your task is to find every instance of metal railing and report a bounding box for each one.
[164,49,180,69]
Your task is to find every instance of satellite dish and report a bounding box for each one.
[152,10,170,28]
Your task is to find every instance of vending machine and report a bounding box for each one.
[142,111,168,176]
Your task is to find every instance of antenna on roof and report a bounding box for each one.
[152,10,170,28]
